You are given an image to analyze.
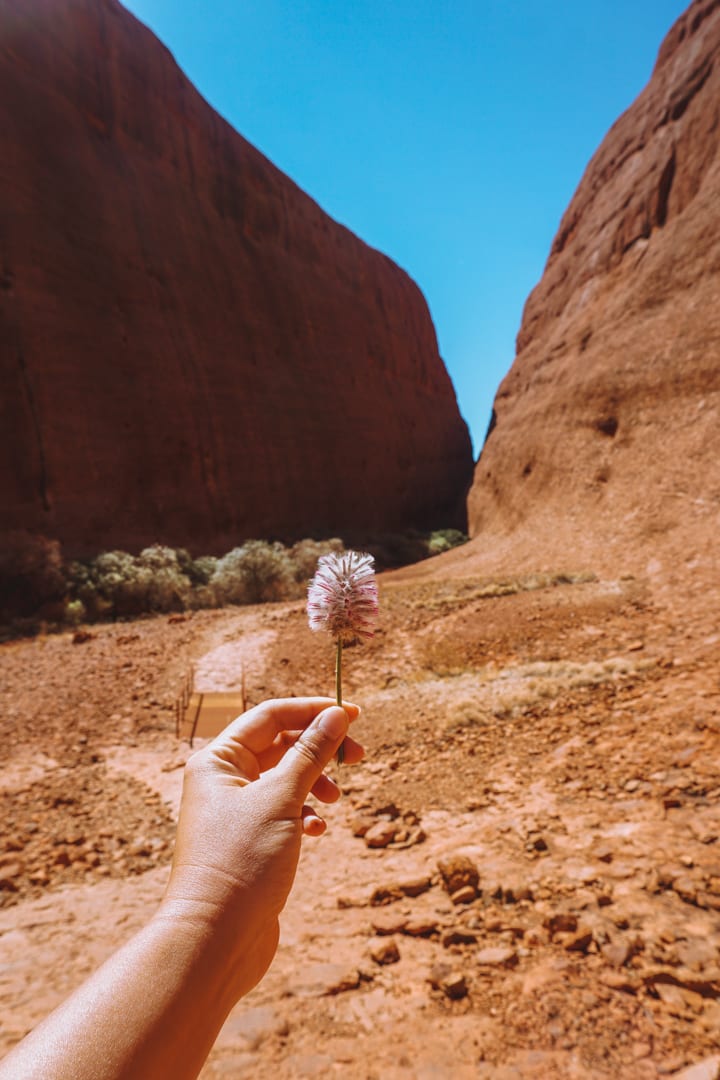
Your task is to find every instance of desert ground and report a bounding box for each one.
[1,545,719,1079]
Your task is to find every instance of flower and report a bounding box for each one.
[307,551,379,644]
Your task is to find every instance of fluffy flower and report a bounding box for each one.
[307,550,379,644]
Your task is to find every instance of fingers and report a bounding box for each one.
[255,730,364,774]
[301,805,326,837]
[310,772,341,803]
[275,705,349,798]
[210,697,360,762]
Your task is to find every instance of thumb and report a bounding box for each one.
[278,706,349,800]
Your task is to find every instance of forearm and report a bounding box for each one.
[0,911,247,1080]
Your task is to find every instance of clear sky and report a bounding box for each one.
[121,0,688,456]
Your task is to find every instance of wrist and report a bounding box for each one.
[155,878,279,1004]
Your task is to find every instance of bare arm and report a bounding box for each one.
[0,698,362,1080]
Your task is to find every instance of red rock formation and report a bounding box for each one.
[468,0,720,574]
[0,0,472,557]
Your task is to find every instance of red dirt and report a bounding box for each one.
[1,549,718,1078]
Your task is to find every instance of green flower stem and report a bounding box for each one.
[335,637,345,764]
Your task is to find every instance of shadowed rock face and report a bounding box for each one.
[468,0,720,571]
[0,0,472,556]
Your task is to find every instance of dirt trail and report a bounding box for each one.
[1,562,719,1078]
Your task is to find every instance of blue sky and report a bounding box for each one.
[121,0,688,455]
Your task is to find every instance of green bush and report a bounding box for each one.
[136,545,191,612]
[210,541,295,605]
[427,529,468,556]
[0,525,468,638]
[289,538,344,583]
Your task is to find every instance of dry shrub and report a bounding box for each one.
[0,531,66,621]
[68,546,190,618]
[210,541,295,605]
[289,538,344,583]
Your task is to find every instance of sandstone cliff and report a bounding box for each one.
[467,0,720,576]
[0,0,472,556]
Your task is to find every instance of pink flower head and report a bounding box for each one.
[307,550,379,644]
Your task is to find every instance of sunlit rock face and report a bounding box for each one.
[0,0,472,555]
[468,0,720,571]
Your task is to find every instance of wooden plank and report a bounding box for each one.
[177,693,248,741]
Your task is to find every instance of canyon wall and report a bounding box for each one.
[468,0,720,574]
[0,0,472,556]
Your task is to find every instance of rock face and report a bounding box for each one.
[0,0,472,556]
[468,0,720,572]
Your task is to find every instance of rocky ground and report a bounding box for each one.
[1,552,719,1079]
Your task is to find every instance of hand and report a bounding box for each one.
[157,697,363,1000]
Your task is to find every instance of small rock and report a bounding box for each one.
[129,839,152,857]
[600,970,640,994]
[0,863,22,890]
[402,918,439,938]
[364,821,398,849]
[394,826,426,849]
[350,816,372,837]
[441,927,478,947]
[564,927,594,953]
[428,963,468,999]
[161,755,189,773]
[602,940,631,968]
[524,927,549,948]
[673,876,699,904]
[437,854,479,895]
[544,912,578,937]
[369,937,400,965]
[371,915,407,936]
[369,884,404,906]
[671,1055,720,1080]
[398,875,432,898]
[476,946,518,968]
[451,885,478,905]
[336,894,367,909]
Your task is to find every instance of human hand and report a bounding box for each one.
[157,697,363,1000]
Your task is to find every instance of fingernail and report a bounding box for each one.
[318,706,348,740]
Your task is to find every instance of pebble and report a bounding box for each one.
[437,854,479,895]
[451,885,478,905]
[671,1056,720,1080]
[428,963,468,1000]
[441,927,478,947]
[364,821,398,849]
[402,918,439,938]
[369,937,400,965]
[476,946,518,968]
[544,912,578,937]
